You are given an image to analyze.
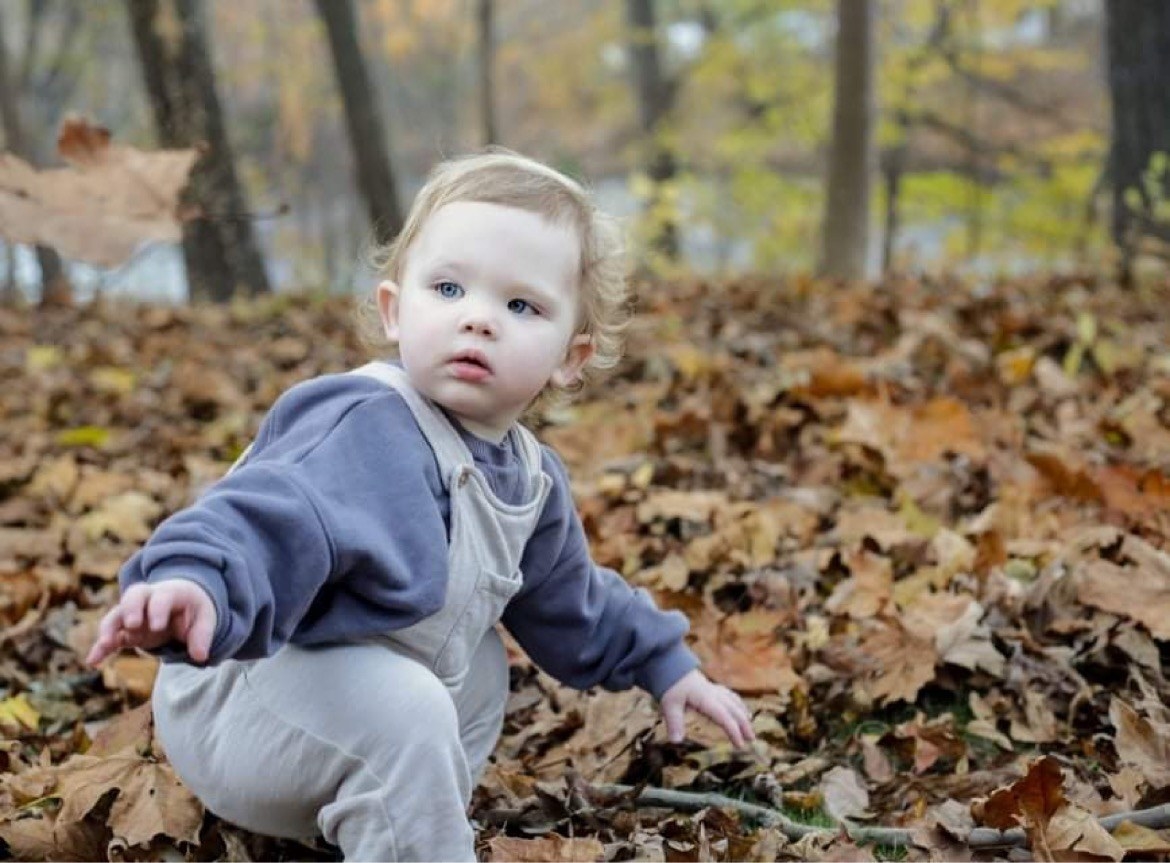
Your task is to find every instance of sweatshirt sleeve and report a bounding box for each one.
[502,448,700,701]
[118,375,450,664]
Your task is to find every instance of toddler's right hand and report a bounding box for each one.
[86,581,217,667]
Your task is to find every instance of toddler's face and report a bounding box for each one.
[377,201,592,442]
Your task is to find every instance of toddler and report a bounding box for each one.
[87,151,754,861]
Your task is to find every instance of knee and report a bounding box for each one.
[362,658,462,749]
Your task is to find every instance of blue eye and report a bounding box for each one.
[434,281,464,299]
[507,299,538,315]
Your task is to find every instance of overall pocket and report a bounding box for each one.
[432,568,521,684]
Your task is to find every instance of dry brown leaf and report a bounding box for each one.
[824,549,893,619]
[1077,559,1170,640]
[693,609,803,697]
[1109,698,1170,788]
[976,757,1067,859]
[819,766,871,821]
[855,618,937,705]
[0,811,110,862]
[1111,820,1170,854]
[1045,805,1124,861]
[72,492,162,545]
[0,117,197,267]
[54,753,203,846]
[87,703,154,758]
[837,398,985,474]
[101,654,160,701]
[486,834,605,861]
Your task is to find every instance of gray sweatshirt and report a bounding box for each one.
[119,364,699,700]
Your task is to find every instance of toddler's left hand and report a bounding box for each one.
[660,669,755,748]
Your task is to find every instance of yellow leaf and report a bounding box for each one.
[56,426,111,448]
[0,694,41,730]
[1076,311,1097,344]
[630,461,655,489]
[995,345,1036,386]
[89,366,136,396]
[25,345,62,372]
[1112,820,1170,853]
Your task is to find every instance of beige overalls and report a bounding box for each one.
[152,362,552,861]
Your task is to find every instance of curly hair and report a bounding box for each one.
[356,149,630,408]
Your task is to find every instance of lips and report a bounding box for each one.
[448,349,493,381]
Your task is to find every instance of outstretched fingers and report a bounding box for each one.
[86,605,126,666]
[696,687,755,748]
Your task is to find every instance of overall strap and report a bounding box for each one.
[508,423,548,499]
[349,362,474,480]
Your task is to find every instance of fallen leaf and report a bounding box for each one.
[0,811,110,862]
[1046,805,1124,861]
[820,766,870,821]
[101,654,160,701]
[486,834,605,861]
[855,618,937,705]
[692,609,803,696]
[1111,820,1170,854]
[53,753,203,846]
[1109,698,1170,788]
[0,694,41,731]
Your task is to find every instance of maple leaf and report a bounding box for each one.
[0,811,110,862]
[692,609,803,696]
[855,617,937,705]
[0,116,197,267]
[55,754,202,847]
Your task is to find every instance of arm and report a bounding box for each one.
[93,376,450,665]
[502,448,699,698]
[504,448,753,746]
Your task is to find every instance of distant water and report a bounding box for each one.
[3,177,1058,304]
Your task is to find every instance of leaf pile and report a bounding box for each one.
[2,274,1170,861]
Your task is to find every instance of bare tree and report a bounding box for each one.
[477,0,497,146]
[625,0,678,261]
[1104,0,1170,284]
[126,0,270,302]
[314,0,402,246]
[819,0,877,280]
[0,5,70,305]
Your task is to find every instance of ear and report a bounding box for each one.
[376,280,401,341]
[551,333,594,388]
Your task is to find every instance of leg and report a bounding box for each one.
[451,627,510,785]
[155,645,478,862]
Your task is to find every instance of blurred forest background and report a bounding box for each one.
[2,0,1156,306]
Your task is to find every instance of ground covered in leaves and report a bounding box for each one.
[2,274,1170,861]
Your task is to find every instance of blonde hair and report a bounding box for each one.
[359,149,630,406]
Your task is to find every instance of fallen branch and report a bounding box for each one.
[590,783,1170,850]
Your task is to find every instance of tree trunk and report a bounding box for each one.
[313,0,402,246]
[477,0,497,146]
[819,0,877,280]
[126,0,270,302]
[880,145,905,275]
[0,5,71,306]
[625,0,678,261]
[1104,0,1170,285]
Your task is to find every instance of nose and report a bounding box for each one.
[460,306,497,338]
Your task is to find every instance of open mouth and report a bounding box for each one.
[449,350,493,379]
